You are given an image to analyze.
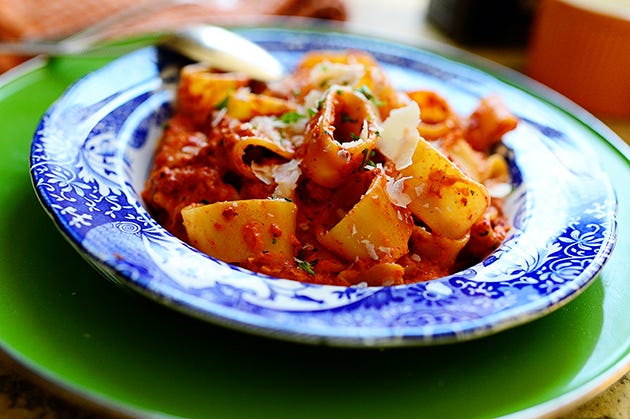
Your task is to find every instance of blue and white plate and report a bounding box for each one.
[29,28,617,346]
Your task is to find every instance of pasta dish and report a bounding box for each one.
[142,50,518,286]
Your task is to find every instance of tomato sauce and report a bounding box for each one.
[142,51,516,286]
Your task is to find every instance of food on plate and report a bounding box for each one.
[142,50,518,286]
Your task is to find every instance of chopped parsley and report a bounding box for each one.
[356,85,385,107]
[279,111,305,124]
[295,257,317,275]
[359,148,376,170]
[215,94,230,110]
[349,132,361,141]
[270,195,293,202]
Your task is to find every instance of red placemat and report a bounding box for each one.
[0,0,347,72]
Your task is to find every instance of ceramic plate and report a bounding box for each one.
[29,28,617,346]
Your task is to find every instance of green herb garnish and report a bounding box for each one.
[215,94,230,110]
[295,258,317,275]
[356,85,385,107]
[279,111,305,124]
[270,196,293,202]
[359,148,376,170]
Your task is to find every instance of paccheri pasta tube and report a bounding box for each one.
[142,50,517,286]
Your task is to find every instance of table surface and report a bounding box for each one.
[1,0,629,418]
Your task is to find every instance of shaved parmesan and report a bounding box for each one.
[272,159,302,198]
[309,61,365,88]
[251,162,274,185]
[376,101,421,169]
[385,175,412,207]
[488,182,512,198]
[250,159,302,199]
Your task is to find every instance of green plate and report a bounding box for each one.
[1,44,629,418]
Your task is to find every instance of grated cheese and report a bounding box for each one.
[360,239,379,260]
[378,246,393,257]
[250,116,295,151]
[309,61,365,88]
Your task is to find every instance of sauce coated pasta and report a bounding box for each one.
[142,50,518,286]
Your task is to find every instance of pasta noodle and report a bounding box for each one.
[142,50,517,286]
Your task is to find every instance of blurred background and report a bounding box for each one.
[349,0,629,137]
